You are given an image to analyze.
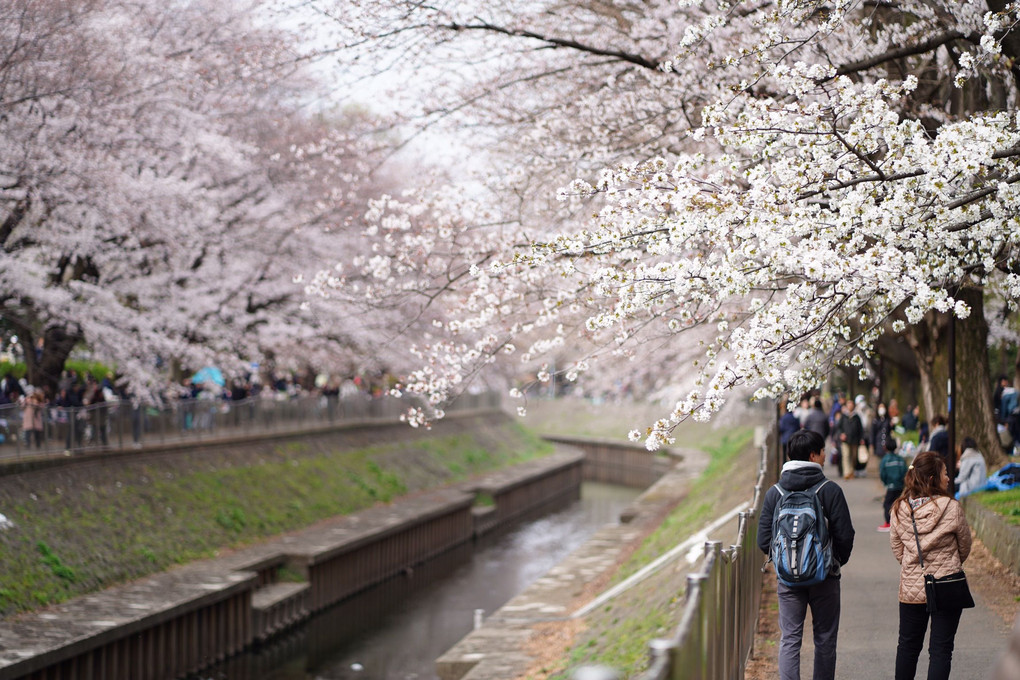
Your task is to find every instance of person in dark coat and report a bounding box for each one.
[0,374,24,403]
[928,414,950,474]
[53,387,82,450]
[901,405,919,432]
[871,403,893,460]
[759,430,856,680]
[836,400,864,480]
[779,404,801,456]
[804,399,831,440]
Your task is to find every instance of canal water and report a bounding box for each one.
[194,481,640,680]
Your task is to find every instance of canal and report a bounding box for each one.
[193,481,641,680]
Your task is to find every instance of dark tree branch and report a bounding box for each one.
[826,30,979,79]
[444,20,661,71]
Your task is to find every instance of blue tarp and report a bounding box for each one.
[191,366,225,387]
[978,463,1020,492]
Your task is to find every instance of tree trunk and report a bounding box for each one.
[10,321,81,397]
[954,286,1005,467]
[906,287,1004,468]
[906,311,947,424]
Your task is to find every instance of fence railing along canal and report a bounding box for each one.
[0,390,500,462]
[588,422,781,680]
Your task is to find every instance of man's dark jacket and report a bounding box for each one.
[836,411,864,446]
[757,462,855,577]
[803,407,830,439]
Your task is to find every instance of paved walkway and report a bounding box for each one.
[796,462,1013,679]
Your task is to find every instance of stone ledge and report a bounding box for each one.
[963,495,1020,576]
[0,567,255,678]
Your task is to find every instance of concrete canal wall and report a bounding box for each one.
[0,444,600,680]
[543,434,678,489]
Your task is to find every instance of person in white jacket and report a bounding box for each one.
[955,437,987,499]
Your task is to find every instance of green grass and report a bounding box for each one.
[973,486,1020,525]
[551,601,673,679]
[0,420,551,617]
[0,359,114,381]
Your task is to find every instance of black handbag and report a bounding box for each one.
[910,505,975,613]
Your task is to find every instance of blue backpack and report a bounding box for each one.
[769,480,833,587]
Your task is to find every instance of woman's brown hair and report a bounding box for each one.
[891,450,950,518]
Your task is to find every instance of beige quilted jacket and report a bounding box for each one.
[889,495,972,604]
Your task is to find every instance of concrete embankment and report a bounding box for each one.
[0,410,547,618]
[0,446,587,680]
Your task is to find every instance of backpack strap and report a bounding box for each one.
[808,479,830,495]
[762,484,788,573]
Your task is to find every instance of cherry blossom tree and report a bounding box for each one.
[316,0,1020,462]
[0,0,396,395]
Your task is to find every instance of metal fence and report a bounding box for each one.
[0,390,502,461]
[632,421,782,680]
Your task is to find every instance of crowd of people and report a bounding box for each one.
[766,388,996,680]
[0,367,394,450]
[778,391,989,506]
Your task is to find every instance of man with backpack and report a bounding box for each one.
[758,429,856,680]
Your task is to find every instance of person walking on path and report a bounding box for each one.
[804,398,831,441]
[837,400,864,480]
[879,438,907,532]
[780,403,802,456]
[871,403,893,462]
[759,429,856,680]
[890,450,972,680]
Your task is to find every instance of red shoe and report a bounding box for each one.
[877,523,891,532]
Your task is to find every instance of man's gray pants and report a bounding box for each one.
[777,576,841,680]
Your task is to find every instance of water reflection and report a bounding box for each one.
[195,482,638,680]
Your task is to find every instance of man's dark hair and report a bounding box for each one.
[885,437,898,452]
[813,399,823,409]
[787,429,825,462]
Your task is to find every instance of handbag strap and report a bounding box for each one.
[909,503,926,569]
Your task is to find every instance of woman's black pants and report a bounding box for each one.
[895,602,963,680]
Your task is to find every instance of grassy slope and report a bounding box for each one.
[0,419,552,617]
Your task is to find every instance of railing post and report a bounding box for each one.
[703,541,722,680]
[681,572,708,680]
[646,638,677,680]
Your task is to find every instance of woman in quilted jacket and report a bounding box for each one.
[890,450,973,680]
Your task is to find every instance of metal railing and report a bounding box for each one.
[631,422,781,680]
[0,390,502,461]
